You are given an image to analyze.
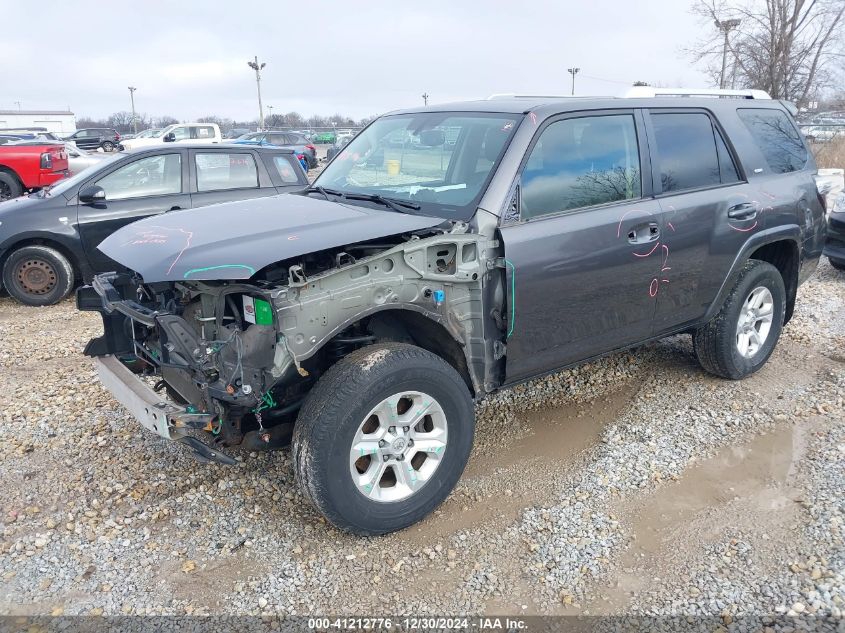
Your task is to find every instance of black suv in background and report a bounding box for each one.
[81,89,825,536]
[65,128,121,152]
[0,145,308,305]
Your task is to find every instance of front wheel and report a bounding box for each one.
[2,245,75,306]
[101,141,115,152]
[693,259,785,379]
[293,343,474,535]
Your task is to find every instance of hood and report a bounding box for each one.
[97,194,445,282]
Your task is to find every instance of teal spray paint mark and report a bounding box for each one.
[505,259,516,338]
[183,264,256,279]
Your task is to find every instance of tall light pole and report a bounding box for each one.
[567,67,580,96]
[715,19,741,89]
[247,56,266,130]
[14,101,21,111]
[422,92,429,106]
[127,86,138,135]
[267,105,274,127]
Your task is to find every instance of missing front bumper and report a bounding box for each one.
[95,355,236,465]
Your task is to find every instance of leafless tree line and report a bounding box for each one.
[688,0,844,107]
[76,111,373,135]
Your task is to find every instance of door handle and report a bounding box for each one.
[169,206,182,211]
[628,222,660,244]
[727,202,757,220]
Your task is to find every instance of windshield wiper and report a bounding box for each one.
[301,185,344,200]
[342,193,421,214]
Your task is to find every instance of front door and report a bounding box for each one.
[500,111,663,383]
[77,151,190,273]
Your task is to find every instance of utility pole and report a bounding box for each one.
[127,86,138,135]
[247,56,267,130]
[422,92,429,106]
[14,101,21,111]
[714,18,741,89]
[567,68,580,96]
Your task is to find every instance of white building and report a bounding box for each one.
[0,110,77,134]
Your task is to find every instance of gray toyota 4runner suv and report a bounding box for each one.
[79,89,826,535]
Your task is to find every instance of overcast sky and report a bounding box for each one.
[1,0,712,122]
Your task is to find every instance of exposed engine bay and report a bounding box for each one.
[81,220,506,461]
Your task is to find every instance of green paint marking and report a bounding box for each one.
[505,259,516,338]
[182,264,256,279]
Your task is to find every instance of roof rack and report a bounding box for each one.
[625,86,771,100]
[486,93,612,100]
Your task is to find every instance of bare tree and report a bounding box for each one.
[688,0,844,107]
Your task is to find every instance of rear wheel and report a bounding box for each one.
[0,172,22,201]
[293,343,474,535]
[693,260,785,379]
[101,141,115,152]
[2,245,75,306]
[829,257,845,271]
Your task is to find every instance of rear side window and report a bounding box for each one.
[195,152,259,191]
[191,126,216,140]
[520,114,641,219]
[715,129,740,184]
[651,112,720,192]
[737,108,807,174]
[272,155,303,183]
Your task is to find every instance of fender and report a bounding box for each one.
[0,229,92,280]
[701,224,801,323]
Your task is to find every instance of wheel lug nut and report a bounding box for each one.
[378,440,387,447]
[397,453,404,461]
[383,455,390,462]
[408,439,414,447]
[403,426,409,433]
[388,426,396,434]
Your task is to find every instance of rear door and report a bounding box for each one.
[644,109,753,333]
[189,149,278,207]
[500,110,664,383]
[77,150,190,272]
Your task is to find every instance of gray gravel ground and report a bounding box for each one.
[0,258,842,620]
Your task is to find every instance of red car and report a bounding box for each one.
[0,143,69,200]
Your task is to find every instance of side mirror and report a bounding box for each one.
[163,132,176,142]
[418,129,445,147]
[79,185,106,204]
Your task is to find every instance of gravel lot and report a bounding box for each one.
[0,256,842,620]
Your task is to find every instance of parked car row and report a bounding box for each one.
[233,131,317,168]
[0,145,308,305]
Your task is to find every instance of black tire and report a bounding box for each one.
[829,257,845,271]
[0,171,23,201]
[693,260,785,380]
[293,343,474,535]
[2,245,75,306]
[101,141,115,152]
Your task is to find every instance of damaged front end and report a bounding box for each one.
[80,272,299,463]
[79,223,503,464]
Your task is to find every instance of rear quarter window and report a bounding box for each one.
[272,155,303,183]
[737,108,807,174]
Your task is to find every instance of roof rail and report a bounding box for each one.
[625,86,771,100]
[485,93,612,100]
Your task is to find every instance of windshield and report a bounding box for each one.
[314,112,522,219]
[136,129,160,138]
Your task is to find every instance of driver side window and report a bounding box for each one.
[94,154,182,200]
[170,127,190,141]
[521,114,642,220]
